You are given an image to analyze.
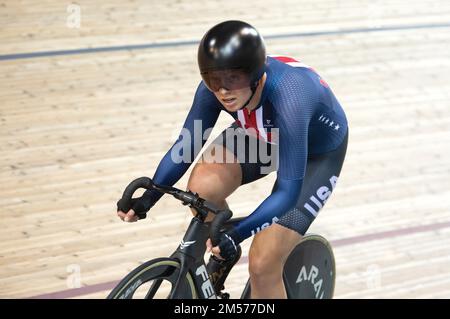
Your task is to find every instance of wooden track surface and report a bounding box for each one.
[1,0,449,298]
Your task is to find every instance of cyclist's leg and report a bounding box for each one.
[190,123,275,294]
[248,129,348,299]
[187,145,241,221]
[248,223,302,298]
[186,122,274,221]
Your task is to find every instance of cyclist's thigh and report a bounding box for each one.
[276,129,348,236]
[248,129,348,268]
[187,120,275,200]
[187,144,242,206]
[211,122,277,185]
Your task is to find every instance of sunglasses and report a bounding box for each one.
[201,69,252,92]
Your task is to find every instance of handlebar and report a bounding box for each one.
[117,177,233,246]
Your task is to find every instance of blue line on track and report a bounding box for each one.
[1,23,449,61]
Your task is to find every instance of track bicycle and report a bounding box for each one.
[107,177,336,299]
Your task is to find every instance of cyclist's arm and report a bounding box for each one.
[144,82,221,204]
[231,72,317,242]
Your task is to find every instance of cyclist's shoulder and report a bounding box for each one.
[192,81,223,111]
[266,55,322,97]
[267,55,318,79]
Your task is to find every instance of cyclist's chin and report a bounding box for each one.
[221,100,244,112]
[215,88,251,112]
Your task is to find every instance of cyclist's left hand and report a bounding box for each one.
[206,232,238,261]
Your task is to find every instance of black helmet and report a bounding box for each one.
[198,20,266,92]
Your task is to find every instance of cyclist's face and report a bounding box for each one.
[202,69,253,111]
[213,85,252,112]
[205,69,251,92]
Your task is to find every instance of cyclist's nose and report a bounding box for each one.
[218,87,231,95]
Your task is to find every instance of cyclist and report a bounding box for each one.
[117,20,348,299]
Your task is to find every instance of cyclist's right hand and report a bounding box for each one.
[117,208,139,223]
[116,194,155,223]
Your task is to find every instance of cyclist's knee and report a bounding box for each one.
[248,248,284,279]
[187,160,241,203]
[248,225,300,279]
[187,164,226,203]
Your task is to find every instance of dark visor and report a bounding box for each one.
[201,69,252,92]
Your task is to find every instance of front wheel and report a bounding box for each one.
[107,258,198,299]
[240,234,336,299]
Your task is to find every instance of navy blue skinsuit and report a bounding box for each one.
[145,55,348,243]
